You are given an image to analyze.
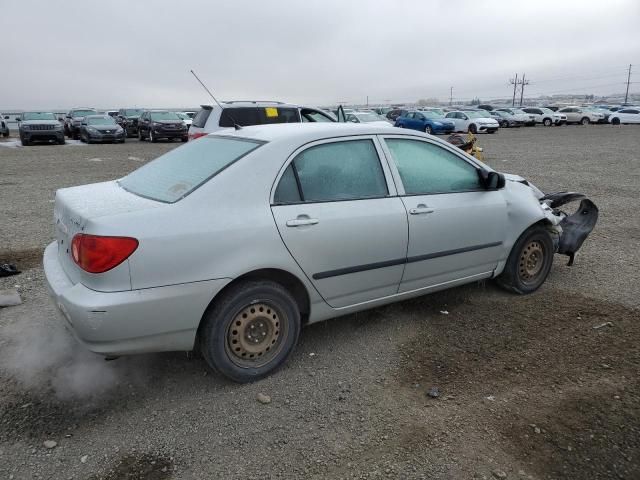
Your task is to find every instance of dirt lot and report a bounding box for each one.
[0,125,639,479]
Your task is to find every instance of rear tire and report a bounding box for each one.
[200,280,301,383]
[500,120,508,128]
[580,117,590,125]
[138,129,144,141]
[497,225,554,295]
[150,130,157,143]
[543,118,552,126]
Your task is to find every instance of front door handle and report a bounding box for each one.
[409,204,435,215]
[286,216,319,227]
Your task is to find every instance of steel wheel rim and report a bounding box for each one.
[519,240,545,285]
[225,302,287,368]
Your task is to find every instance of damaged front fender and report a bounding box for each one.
[541,192,599,266]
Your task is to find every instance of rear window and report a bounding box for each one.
[192,108,212,128]
[119,136,263,203]
[219,107,300,128]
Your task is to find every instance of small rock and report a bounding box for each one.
[309,352,316,356]
[440,310,449,315]
[427,387,439,398]
[0,289,22,307]
[492,470,507,479]
[161,466,168,472]
[485,395,495,401]
[534,427,541,434]
[43,440,57,449]
[256,393,271,404]
[80,455,88,464]
[593,321,613,330]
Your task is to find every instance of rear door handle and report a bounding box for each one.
[409,204,435,215]
[286,217,319,227]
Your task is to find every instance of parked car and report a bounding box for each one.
[346,111,391,126]
[582,106,610,123]
[79,115,126,144]
[43,123,597,382]
[184,111,197,119]
[495,108,536,126]
[17,111,65,146]
[189,101,335,140]
[477,104,495,111]
[543,106,560,112]
[490,110,524,128]
[116,108,145,137]
[444,110,499,133]
[395,110,455,134]
[386,108,409,122]
[104,110,118,117]
[138,110,188,142]
[1,114,9,137]
[609,107,640,125]
[64,108,98,139]
[176,112,193,129]
[556,106,604,125]
[418,107,446,116]
[521,107,567,126]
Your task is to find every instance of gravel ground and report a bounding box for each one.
[0,125,639,479]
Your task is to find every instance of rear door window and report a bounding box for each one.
[219,107,300,128]
[119,136,263,203]
[273,139,388,204]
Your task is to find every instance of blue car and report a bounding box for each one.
[394,110,455,134]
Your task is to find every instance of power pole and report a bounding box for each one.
[449,86,453,106]
[509,73,519,106]
[624,64,632,104]
[519,73,529,106]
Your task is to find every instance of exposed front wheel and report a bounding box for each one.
[580,117,590,125]
[468,123,477,134]
[149,130,157,143]
[497,225,554,295]
[425,125,433,134]
[138,129,144,141]
[611,117,621,125]
[543,118,552,126]
[200,280,301,383]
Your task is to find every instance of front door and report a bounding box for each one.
[271,137,408,308]
[381,136,507,292]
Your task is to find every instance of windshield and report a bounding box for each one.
[22,112,56,121]
[119,136,263,203]
[466,111,488,118]
[176,113,190,120]
[512,109,527,114]
[540,108,554,114]
[425,108,444,116]
[150,112,181,121]
[355,112,384,122]
[87,116,116,126]
[125,109,143,116]
[72,110,96,117]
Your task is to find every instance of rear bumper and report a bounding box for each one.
[43,241,230,355]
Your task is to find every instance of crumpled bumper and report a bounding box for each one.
[540,192,599,265]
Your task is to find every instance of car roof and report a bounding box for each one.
[85,114,112,119]
[208,122,406,144]
[201,101,303,109]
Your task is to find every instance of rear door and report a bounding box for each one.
[271,136,408,308]
[380,136,506,292]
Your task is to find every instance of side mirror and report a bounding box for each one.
[3,115,8,119]
[15,117,21,122]
[480,171,505,190]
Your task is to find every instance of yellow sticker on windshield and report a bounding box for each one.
[265,107,278,118]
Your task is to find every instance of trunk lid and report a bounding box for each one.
[54,180,161,287]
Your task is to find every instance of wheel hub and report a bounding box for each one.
[519,241,544,280]
[228,303,280,362]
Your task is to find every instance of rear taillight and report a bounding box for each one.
[188,131,208,141]
[71,234,138,273]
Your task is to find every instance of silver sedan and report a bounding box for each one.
[44,123,598,382]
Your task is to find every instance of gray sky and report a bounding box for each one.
[2,0,639,109]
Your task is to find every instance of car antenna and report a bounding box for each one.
[190,69,242,130]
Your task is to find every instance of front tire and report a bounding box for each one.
[543,118,552,126]
[611,117,621,125]
[149,130,157,143]
[468,123,477,134]
[580,117,590,125]
[200,280,301,383]
[497,225,554,295]
[425,125,433,134]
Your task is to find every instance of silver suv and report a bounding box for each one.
[188,101,335,140]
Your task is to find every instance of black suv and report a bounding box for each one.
[18,112,65,146]
[137,110,188,142]
[115,108,145,137]
[64,108,98,139]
